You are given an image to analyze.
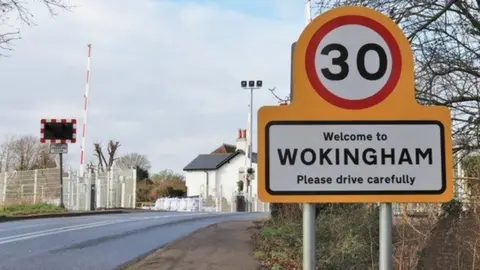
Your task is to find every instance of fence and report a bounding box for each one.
[392,176,479,217]
[150,194,270,213]
[0,167,137,210]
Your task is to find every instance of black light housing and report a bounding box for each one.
[44,123,74,140]
[248,80,255,87]
[241,81,247,87]
[256,80,262,87]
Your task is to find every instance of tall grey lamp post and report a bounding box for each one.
[240,80,262,212]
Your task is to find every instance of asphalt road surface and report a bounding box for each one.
[0,211,265,270]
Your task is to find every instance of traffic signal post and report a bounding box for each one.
[241,80,263,212]
[41,119,77,209]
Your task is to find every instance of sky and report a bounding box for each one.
[0,0,305,174]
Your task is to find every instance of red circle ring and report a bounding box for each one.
[305,15,402,110]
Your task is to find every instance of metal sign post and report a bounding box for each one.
[303,203,316,269]
[380,203,393,269]
[59,152,64,208]
[303,4,314,269]
[50,143,68,208]
[257,6,453,270]
[41,119,77,209]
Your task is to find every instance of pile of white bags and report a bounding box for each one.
[153,197,205,212]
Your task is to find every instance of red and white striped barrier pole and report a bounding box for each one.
[80,44,92,178]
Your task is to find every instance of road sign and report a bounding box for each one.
[40,119,77,144]
[50,143,68,154]
[305,15,401,110]
[266,120,445,195]
[257,6,453,203]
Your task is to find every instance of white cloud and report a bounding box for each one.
[0,0,304,173]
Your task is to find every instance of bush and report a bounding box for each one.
[136,179,154,203]
[315,204,379,269]
[149,179,187,200]
[254,204,379,269]
[270,203,302,222]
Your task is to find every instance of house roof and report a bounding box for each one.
[210,143,236,154]
[183,149,257,171]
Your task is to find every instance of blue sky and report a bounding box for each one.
[0,0,306,174]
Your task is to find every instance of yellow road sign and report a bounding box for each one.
[257,6,453,203]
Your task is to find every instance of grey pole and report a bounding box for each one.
[248,87,254,212]
[379,203,393,270]
[290,42,296,102]
[303,203,316,269]
[302,3,315,269]
[59,153,64,209]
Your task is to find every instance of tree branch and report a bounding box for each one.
[407,0,459,41]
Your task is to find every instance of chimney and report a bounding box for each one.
[236,128,247,151]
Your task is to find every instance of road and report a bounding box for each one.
[0,211,265,270]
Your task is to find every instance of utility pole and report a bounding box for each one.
[240,80,262,211]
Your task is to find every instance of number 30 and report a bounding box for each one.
[320,43,387,81]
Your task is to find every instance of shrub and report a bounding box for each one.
[136,179,154,202]
[315,204,379,269]
[270,203,302,222]
[149,179,187,200]
[254,204,379,269]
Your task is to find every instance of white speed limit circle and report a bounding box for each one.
[305,15,401,110]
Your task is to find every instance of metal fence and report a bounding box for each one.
[392,177,478,217]
[0,167,137,210]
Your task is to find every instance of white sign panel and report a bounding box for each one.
[266,121,446,195]
[314,25,392,100]
[50,143,68,154]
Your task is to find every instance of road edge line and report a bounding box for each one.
[0,209,157,223]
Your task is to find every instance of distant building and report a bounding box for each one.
[183,129,257,208]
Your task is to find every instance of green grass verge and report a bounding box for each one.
[0,203,66,217]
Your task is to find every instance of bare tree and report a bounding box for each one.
[0,0,72,55]
[115,153,151,171]
[32,143,57,169]
[93,140,120,172]
[307,1,480,158]
[93,143,106,172]
[11,135,39,170]
[268,87,290,104]
[106,140,120,168]
[0,135,15,172]
[0,135,57,171]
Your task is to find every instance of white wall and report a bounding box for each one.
[216,154,258,204]
[185,170,216,198]
[184,153,258,205]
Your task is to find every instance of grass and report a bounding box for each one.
[0,203,66,217]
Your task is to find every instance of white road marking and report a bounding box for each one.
[0,213,209,245]
[0,222,56,232]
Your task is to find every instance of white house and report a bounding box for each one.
[183,129,258,207]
